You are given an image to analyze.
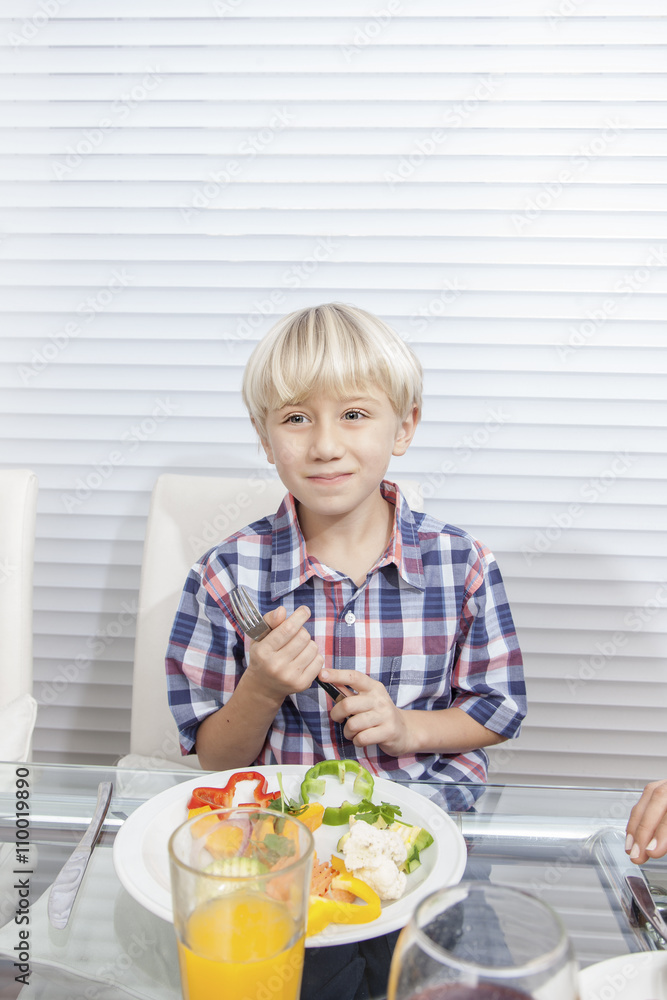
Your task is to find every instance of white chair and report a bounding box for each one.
[122,473,423,770]
[0,469,38,762]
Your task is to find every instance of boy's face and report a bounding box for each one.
[258,389,418,523]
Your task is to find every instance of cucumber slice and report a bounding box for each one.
[204,856,268,877]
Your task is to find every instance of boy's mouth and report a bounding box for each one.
[307,472,353,483]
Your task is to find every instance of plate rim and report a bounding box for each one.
[112,763,467,947]
[578,950,667,999]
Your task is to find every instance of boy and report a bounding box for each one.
[166,302,526,999]
[167,302,526,801]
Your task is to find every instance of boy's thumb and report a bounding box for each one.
[264,606,286,630]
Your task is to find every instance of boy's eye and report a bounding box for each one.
[343,409,365,421]
[285,413,307,424]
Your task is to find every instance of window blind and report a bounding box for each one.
[1,0,665,784]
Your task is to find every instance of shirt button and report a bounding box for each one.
[344,611,356,625]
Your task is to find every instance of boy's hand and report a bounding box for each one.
[246,605,324,702]
[625,778,667,864]
[325,669,412,757]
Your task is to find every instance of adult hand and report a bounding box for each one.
[625,778,667,864]
[246,605,323,701]
[324,668,412,756]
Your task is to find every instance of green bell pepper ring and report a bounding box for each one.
[321,799,364,826]
[300,760,374,807]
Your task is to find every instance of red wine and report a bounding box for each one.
[405,986,533,1000]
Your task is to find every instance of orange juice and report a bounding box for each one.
[177,890,305,1000]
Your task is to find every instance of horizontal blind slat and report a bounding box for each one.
[3,106,666,131]
[5,1,667,15]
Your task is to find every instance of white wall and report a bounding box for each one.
[1,0,665,782]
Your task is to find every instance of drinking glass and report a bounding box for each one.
[387,882,579,1000]
[169,805,314,1000]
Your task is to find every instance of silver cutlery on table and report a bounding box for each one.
[48,780,113,929]
[229,585,343,701]
[626,872,667,943]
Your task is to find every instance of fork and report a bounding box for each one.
[229,586,343,701]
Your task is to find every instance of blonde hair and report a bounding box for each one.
[242,303,422,438]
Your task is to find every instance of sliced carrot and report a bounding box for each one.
[266,854,294,902]
[310,858,336,897]
[328,885,356,904]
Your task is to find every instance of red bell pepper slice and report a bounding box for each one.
[187,771,281,811]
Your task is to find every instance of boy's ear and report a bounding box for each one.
[252,418,275,465]
[392,405,420,457]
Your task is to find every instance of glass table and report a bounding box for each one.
[0,761,665,999]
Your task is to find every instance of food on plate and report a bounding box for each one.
[307,856,382,935]
[193,811,298,873]
[184,796,380,935]
[300,759,375,806]
[187,804,221,838]
[338,819,407,900]
[386,819,434,873]
[205,855,266,877]
[187,770,281,810]
[182,764,436,932]
[320,795,402,826]
[265,782,326,831]
[310,855,338,897]
[204,820,248,859]
[339,814,434,875]
[291,802,325,830]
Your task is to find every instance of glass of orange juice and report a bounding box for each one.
[169,805,315,1000]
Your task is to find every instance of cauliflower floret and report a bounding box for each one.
[341,821,408,900]
[353,859,407,901]
[344,818,407,869]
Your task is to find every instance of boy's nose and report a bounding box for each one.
[308,422,345,461]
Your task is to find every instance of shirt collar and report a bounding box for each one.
[269,479,425,600]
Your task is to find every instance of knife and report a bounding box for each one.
[626,871,667,943]
[48,781,113,930]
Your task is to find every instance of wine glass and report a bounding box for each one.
[387,882,579,1000]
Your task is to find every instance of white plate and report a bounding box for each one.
[579,951,667,999]
[112,764,467,947]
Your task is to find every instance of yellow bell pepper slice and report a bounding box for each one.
[307,862,382,936]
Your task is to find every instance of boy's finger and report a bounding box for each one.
[265,604,311,647]
[316,672,355,701]
[263,606,287,630]
[321,668,371,690]
[300,653,326,688]
[330,692,375,724]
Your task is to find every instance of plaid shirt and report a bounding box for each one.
[167,481,526,804]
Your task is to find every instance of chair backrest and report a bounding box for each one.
[0,469,38,705]
[129,473,423,767]
[0,470,39,761]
